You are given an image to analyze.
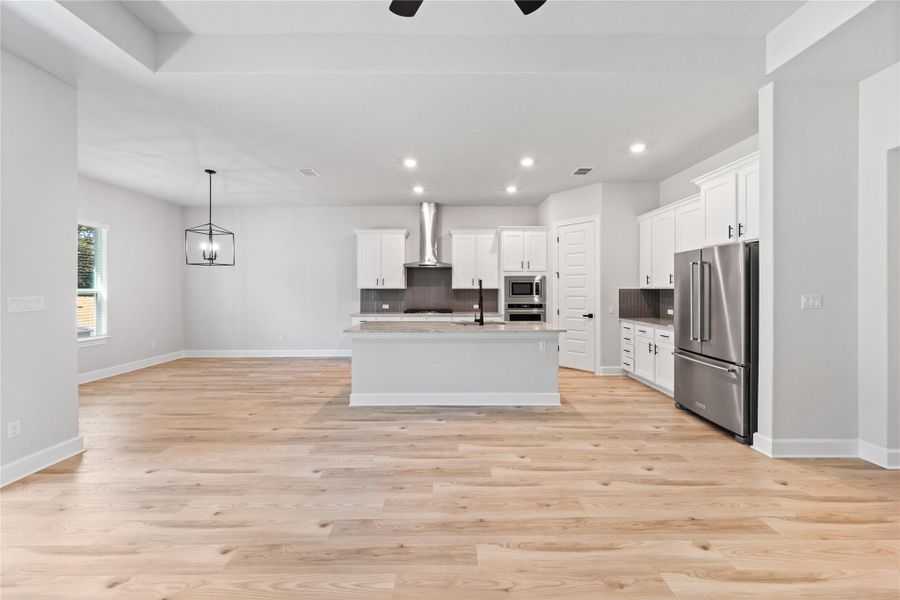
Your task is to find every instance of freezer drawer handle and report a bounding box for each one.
[673,351,736,374]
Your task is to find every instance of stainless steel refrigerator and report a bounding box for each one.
[673,241,758,444]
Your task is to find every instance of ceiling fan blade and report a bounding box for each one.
[514,0,547,15]
[389,0,424,17]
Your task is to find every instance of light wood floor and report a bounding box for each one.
[2,358,898,599]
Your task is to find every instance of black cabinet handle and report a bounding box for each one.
[669,273,673,285]
[728,225,734,239]
[646,275,650,284]
[654,343,658,355]
[648,342,653,353]
[738,222,744,237]
[582,313,594,319]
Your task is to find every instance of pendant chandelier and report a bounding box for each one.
[185,169,235,266]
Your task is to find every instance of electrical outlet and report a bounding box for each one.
[667,308,674,316]
[277,334,284,342]
[151,340,157,349]
[800,294,823,310]
[538,341,547,351]
[473,304,479,309]
[7,420,21,439]
[381,304,390,309]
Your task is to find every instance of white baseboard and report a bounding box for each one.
[78,351,186,384]
[753,434,858,458]
[349,392,560,407]
[1,436,85,487]
[184,349,351,358]
[859,440,900,470]
[597,366,624,376]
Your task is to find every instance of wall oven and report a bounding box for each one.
[505,302,545,322]
[505,275,545,302]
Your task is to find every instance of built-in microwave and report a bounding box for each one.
[505,275,545,302]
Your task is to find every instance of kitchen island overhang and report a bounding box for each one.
[344,321,564,406]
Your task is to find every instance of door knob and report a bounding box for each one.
[582,313,594,319]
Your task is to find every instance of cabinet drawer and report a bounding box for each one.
[635,324,653,337]
[621,357,634,372]
[621,344,634,362]
[621,322,634,335]
[655,329,674,344]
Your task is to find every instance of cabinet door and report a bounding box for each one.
[476,232,499,289]
[379,233,406,289]
[655,341,675,390]
[500,230,525,272]
[451,233,478,289]
[524,230,548,272]
[674,196,704,252]
[639,217,652,288]
[737,162,759,241]
[651,211,675,288]
[356,232,382,288]
[634,335,656,380]
[702,172,738,246]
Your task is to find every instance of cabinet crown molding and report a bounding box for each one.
[354,229,409,237]
[638,193,700,221]
[690,151,760,187]
[449,228,497,235]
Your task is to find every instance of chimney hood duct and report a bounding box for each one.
[405,202,451,268]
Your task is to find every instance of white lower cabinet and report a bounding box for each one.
[621,320,674,395]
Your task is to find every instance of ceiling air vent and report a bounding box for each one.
[297,168,320,177]
[571,167,594,176]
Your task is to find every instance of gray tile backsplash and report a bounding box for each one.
[360,268,498,313]
[619,288,674,319]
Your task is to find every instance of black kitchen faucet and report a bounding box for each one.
[475,279,485,326]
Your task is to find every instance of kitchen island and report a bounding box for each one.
[344,321,564,406]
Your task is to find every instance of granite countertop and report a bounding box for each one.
[350,311,502,317]
[620,317,675,330]
[345,321,563,334]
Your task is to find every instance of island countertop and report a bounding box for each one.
[344,321,563,334]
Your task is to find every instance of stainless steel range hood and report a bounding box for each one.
[405,201,451,268]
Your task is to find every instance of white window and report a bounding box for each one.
[77,222,108,342]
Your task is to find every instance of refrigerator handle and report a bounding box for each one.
[674,351,736,373]
[701,261,711,341]
[689,261,697,341]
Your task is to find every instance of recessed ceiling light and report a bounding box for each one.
[403,158,418,169]
[520,157,534,167]
[413,185,424,194]
[629,142,647,154]
[506,185,517,194]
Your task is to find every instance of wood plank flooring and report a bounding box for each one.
[2,358,898,599]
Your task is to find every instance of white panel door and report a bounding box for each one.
[356,232,381,288]
[379,233,406,289]
[674,196,704,252]
[702,173,738,245]
[500,230,525,272]
[639,217,652,288]
[524,230,548,272]
[557,221,595,372]
[655,341,675,389]
[476,232,499,289]
[651,211,675,288]
[737,162,760,241]
[451,232,478,289]
[634,335,655,380]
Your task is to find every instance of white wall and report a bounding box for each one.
[183,204,538,354]
[77,177,185,379]
[757,81,860,454]
[658,135,759,206]
[538,181,658,373]
[857,62,900,467]
[1,51,82,485]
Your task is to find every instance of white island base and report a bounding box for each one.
[344,321,563,407]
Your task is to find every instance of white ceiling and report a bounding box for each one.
[2,0,802,207]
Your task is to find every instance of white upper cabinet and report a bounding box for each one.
[355,229,408,289]
[692,152,759,247]
[737,160,760,241]
[638,217,652,288]
[700,171,738,245]
[500,227,548,274]
[674,194,704,252]
[451,229,499,289]
[651,211,675,288]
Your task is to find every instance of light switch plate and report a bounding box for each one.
[800,294,823,310]
[473,304,479,309]
[667,308,674,315]
[381,304,390,309]
[7,296,45,313]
